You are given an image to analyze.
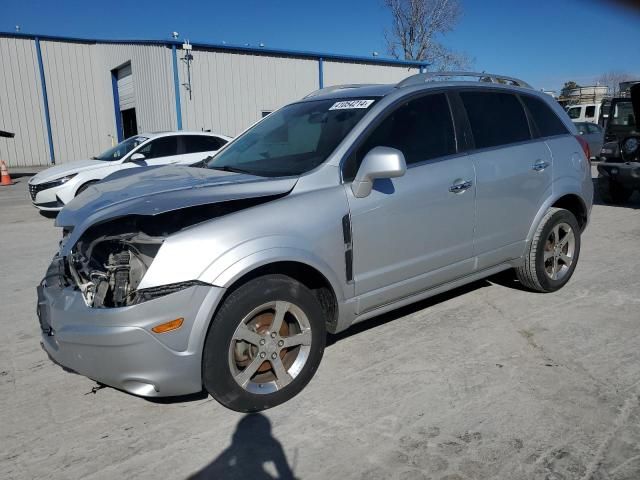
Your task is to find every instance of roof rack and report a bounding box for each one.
[397,71,532,89]
[304,84,378,99]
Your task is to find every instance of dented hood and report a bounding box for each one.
[56,165,298,255]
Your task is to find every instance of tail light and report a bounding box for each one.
[575,135,591,162]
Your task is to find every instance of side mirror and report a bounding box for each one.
[351,146,406,198]
[129,153,146,162]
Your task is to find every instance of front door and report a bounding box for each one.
[344,93,477,314]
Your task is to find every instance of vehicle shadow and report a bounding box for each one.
[187,413,299,480]
[38,210,58,219]
[327,278,492,347]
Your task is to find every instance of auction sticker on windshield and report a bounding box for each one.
[329,99,375,110]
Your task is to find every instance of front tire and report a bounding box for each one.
[203,274,326,412]
[515,208,581,292]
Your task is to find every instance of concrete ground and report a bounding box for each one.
[1,171,639,480]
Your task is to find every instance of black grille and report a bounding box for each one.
[29,179,63,201]
[29,183,43,201]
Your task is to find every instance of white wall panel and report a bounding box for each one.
[178,50,318,136]
[0,37,50,167]
[323,60,417,87]
[40,40,111,163]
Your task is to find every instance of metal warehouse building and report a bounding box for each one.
[0,32,425,167]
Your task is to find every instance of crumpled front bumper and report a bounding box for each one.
[38,266,225,397]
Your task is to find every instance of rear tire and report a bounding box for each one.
[597,175,633,204]
[515,208,581,293]
[203,274,326,412]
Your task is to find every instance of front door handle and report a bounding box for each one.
[532,160,550,172]
[449,180,473,193]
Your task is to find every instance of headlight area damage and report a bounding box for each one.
[59,197,280,308]
[67,217,165,308]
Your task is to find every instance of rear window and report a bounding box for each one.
[521,95,569,138]
[460,91,531,149]
[182,135,227,153]
[585,105,596,118]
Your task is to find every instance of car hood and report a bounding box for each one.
[56,165,298,255]
[30,159,109,184]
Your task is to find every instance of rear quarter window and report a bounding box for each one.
[460,91,531,149]
[520,95,569,138]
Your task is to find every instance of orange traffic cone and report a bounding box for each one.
[0,160,14,186]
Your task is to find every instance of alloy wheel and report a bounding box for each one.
[543,222,575,281]
[228,301,313,395]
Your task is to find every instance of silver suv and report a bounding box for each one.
[38,72,593,412]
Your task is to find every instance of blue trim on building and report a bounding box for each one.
[110,70,124,142]
[1,31,427,69]
[171,45,183,130]
[34,37,55,165]
[318,57,324,89]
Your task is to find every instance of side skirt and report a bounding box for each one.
[333,261,517,333]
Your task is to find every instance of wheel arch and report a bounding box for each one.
[551,194,588,231]
[526,190,589,248]
[210,251,344,332]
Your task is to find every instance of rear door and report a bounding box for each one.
[458,90,553,268]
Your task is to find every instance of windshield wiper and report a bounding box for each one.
[209,165,253,174]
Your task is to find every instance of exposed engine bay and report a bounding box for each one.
[67,217,166,308]
[60,197,282,308]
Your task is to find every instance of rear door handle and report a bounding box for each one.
[449,180,473,193]
[532,160,550,172]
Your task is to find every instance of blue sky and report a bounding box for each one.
[3,0,640,92]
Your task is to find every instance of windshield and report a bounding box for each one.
[206,98,378,177]
[94,136,149,161]
[609,101,635,127]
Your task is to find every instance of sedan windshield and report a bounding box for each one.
[94,136,148,161]
[206,98,378,177]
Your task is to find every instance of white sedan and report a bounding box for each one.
[28,131,231,211]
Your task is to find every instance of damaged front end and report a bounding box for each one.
[67,217,165,308]
[59,197,279,308]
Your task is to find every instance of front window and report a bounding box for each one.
[94,136,148,161]
[567,107,582,119]
[609,101,635,127]
[206,98,378,177]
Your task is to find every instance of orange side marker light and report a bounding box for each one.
[151,318,184,334]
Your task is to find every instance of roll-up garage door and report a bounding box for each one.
[117,64,135,111]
